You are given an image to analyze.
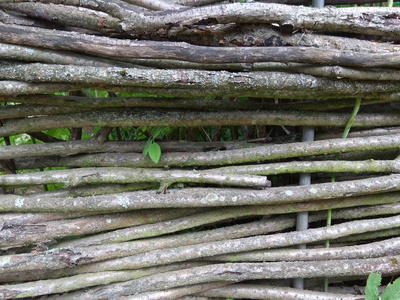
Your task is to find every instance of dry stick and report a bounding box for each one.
[0,105,93,119]
[4,199,399,282]
[2,79,400,99]
[3,64,400,95]
[197,284,363,300]
[118,282,230,300]
[0,167,270,189]
[1,95,397,112]
[0,208,201,249]
[1,174,400,212]
[0,2,121,32]
[3,1,392,37]
[9,133,400,170]
[2,214,400,275]
[54,192,400,248]
[2,109,400,138]
[0,42,141,68]
[2,23,400,67]
[116,3,400,36]
[1,217,297,282]
[0,139,259,160]
[0,262,211,298]
[3,226,400,298]
[36,256,400,300]
[211,159,400,176]
[204,237,400,262]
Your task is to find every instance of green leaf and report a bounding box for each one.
[142,140,152,157]
[365,272,381,300]
[148,142,161,163]
[152,127,164,139]
[381,277,400,300]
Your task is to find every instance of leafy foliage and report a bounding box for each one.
[365,272,400,300]
[381,277,400,300]
[142,127,170,163]
[366,272,381,300]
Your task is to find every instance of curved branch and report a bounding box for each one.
[2,108,400,137]
[198,284,363,300]
[0,167,270,189]
[1,174,400,212]
[13,134,400,169]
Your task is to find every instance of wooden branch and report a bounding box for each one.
[2,1,399,37]
[2,215,400,274]
[119,282,229,300]
[2,79,400,99]
[0,2,121,33]
[115,3,400,37]
[211,159,400,176]
[2,108,400,138]
[29,256,400,299]
[3,64,400,97]
[1,174,400,212]
[0,208,199,249]
[54,192,400,248]
[12,134,400,169]
[0,263,213,298]
[0,139,261,160]
[206,237,400,262]
[0,104,91,119]
[0,167,270,189]
[0,42,141,68]
[2,23,400,67]
[124,0,186,11]
[198,284,363,300]
[4,201,399,281]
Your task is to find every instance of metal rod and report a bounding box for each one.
[293,125,315,290]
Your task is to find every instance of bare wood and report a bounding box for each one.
[2,109,400,138]
[12,134,400,169]
[1,174,400,212]
[54,192,400,248]
[206,237,400,262]
[0,42,141,68]
[2,24,400,67]
[2,215,400,274]
[38,256,400,299]
[0,2,121,33]
[0,208,199,249]
[0,167,270,189]
[198,284,363,300]
[119,282,229,300]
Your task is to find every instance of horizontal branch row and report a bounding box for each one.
[1,214,400,298]
[1,2,399,37]
[6,134,400,169]
[2,174,400,212]
[2,108,400,138]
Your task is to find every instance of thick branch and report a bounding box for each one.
[1,175,400,212]
[2,23,400,67]
[2,109,400,137]
[0,43,141,68]
[35,256,400,299]
[0,167,270,189]
[54,192,400,248]
[2,64,400,97]
[13,134,400,169]
[0,208,199,249]
[206,237,400,262]
[2,215,400,274]
[198,284,363,300]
